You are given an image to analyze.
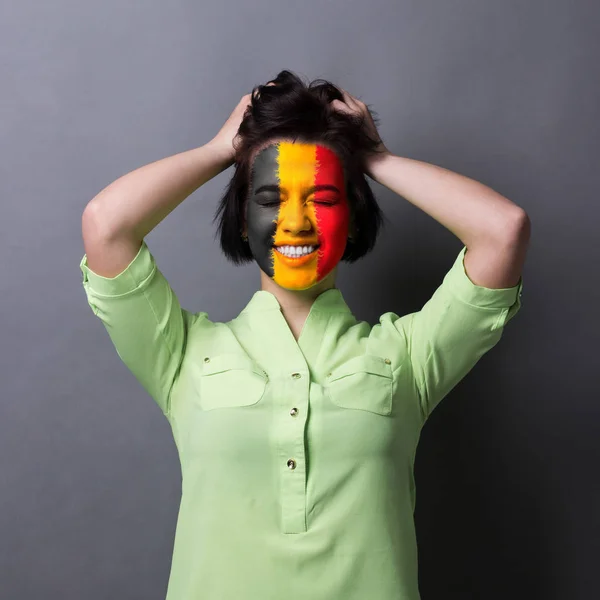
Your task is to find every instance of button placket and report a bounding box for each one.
[286,371,303,467]
[289,374,300,418]
[281,369,309,533]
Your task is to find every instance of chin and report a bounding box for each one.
[273,271,334,291]
[272,279,315,291]
[280,283,319,292]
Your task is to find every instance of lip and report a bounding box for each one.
[273,245,320,266]
[273,242,320,247]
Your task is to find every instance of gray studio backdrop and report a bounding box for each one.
[1,1,597,599]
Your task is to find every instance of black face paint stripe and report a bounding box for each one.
[246,144,282,278]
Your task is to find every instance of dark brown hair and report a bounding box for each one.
[213,69,389,264]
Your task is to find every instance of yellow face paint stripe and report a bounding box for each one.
[272,142,320,290]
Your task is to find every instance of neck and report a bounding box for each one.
[258,269,338,339]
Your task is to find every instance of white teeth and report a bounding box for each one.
[275,245,317,257]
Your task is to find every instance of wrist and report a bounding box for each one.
[365,148,393,181]
[205,138,236,168]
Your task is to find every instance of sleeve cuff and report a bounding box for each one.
[444,246,523,309]
[79,240,155,296]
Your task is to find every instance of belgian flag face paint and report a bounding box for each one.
[246,141,350,290]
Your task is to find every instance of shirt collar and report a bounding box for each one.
[233,287,354,376]
[240,287,352,315]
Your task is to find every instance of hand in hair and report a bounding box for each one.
[209,93,253,165]
[330,88,390,174]
[210,83,279,165]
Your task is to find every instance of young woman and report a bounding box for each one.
[80,70,529,600]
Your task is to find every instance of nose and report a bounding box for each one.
[280,197,312,234]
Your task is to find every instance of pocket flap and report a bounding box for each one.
[202,353,267,379]
[327,354,392,382]
[197,353,268,411]
[324,354,394,416]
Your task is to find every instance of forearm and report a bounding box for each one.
[367,153,527,247]
[84,140,233,242]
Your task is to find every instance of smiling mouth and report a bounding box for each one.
[272,244,320,259]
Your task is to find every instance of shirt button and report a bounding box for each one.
[291,372,301,379]
[384,358,391,364]
[290,407,298,417]
[204,357,210,363]
[287,459,297,470]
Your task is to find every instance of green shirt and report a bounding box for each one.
[80,241,523,600]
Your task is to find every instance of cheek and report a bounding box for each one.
[314,200,350,277]
[247,205,278,244]
[317,202,349,250]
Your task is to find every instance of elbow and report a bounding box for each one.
[82,200,118,243]
[509,209,532,243]
[497,208,531,246]
[82,201,102,241]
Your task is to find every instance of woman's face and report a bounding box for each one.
[245,139,351,291]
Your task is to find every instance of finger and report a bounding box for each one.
[343,88,367,109]
[338,88,360,108]
[330,98,355,115]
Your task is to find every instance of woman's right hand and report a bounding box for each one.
[208,93,253,166]
[208,83,277,166]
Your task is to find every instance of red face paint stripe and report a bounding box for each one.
[269,141,349,290]
[314,145,350,281]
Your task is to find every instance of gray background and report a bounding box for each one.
[1,1,597,598]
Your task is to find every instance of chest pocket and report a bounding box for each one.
[324,354,393,416]
[197,353,268,411]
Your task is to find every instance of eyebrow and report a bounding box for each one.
[255,184,341,195]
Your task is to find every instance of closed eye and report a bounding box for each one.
[313,199,338,205]
[256,196,339,207]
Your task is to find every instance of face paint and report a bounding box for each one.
[246,140,350,290]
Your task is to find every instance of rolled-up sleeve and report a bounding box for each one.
[79,240,189,418]
[404,245,523,422]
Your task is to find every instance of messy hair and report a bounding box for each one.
[213,69,388,264]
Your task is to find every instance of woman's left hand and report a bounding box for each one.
[330,88,391,176]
